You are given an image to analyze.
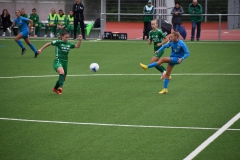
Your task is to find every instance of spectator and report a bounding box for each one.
[56,9,66,38]
[171,2,184,31]
[73,0,85,40]
[1,9,12,37]
[21,8,28,18]
[66,10,80,38]
[44,8,57,38]
[29,8,40,37]
[143,0,155,40]
[188,0,203,41]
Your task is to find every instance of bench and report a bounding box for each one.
[0,20,101,39]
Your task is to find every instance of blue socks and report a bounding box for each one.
[16,40,24,49]
[148,62,158,68]
[29,43,37,53]
[164,79,170,88]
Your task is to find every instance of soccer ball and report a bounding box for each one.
[90,63,99,72]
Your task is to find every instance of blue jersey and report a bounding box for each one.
[14,16,29,32]
[158,39,190,60]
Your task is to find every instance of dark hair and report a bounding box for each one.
[175,1,180,5]
[61,31,69,37]
[32,8,36,11]
[2,9,10,16]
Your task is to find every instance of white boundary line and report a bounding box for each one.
[183,112,240,160]
[0,73,240,79]
[0,117,239,131]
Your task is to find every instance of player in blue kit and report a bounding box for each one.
[140,31,190,94]
[9,10,39,58]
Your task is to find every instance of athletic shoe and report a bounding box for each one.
[159,88,168,94]
[57,87,63,94]
[52,88,61,95]
[2,32,6,36]
[44,34,47,37]
[191,38,194,41]
[140,63,148,71]
[21,48,26,55]
[34,51,39,58]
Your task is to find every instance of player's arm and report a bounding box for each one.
[148,32,152,44]
[155,42,170,54]
[38,42,51,53]
[75,35,82,48]
[9,21,16,29]
[28,19,34,32]
[182,43,190,60]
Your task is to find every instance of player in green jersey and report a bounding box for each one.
[38,32,82,95]
[20,8,28,18]
[56,9,67,37]
[66,10,80,38]
[44,8,57,38]
[29,8,40,37]
[148,19,169,80]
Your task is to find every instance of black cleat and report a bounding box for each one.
[191,38,194,41]
[21,48,26,55]
[34,51,39,58]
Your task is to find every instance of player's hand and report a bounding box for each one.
[155,51,158,54]
[78,34,82,40]
[38,49,42,53]
[177,58,182,63]
[30,28,34,32]
[35,24,38,27]
[157,43,162,47]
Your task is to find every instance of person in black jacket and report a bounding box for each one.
[171,2,184,31]
[1,9,12,36]
[72,0,85,40]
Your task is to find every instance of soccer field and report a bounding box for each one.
[0,39,240,160]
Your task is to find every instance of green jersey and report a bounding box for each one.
[51,40,75,61]
[29,14,39,25]
[149,29,167,51]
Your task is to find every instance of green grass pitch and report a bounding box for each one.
[0,39,240,160]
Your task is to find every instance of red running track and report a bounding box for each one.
[106,22,240,40]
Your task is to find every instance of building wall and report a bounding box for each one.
[228,0,240,29]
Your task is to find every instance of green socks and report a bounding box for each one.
[58,74,64,87]
[155,65,166,73]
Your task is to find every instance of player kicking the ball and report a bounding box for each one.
[140,31,190,94]
[38,31,82,94]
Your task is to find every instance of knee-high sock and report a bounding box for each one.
[58,74,65,87]
[54,81,60,90]
[160,65,166,72]
[148,62,158,68]
[164,79,170,89]
[16,40,24,49]
[29,43,37,53]
[155,66,165,73]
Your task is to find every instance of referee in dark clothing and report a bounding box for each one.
[73,0,85,40]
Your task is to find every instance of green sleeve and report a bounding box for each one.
[64,16,67,26]
[188,4,193,14]
[151,6,155,14]
[36,15,39,24]
[70,43,75,49]
[143,6,147,14]
[66,18,69,26]
[47,15,50,23]
[149,32,152,41]
[195,4,203,14]
[161,31,166,38]
[51,40,60,46]
[55,16,59,25]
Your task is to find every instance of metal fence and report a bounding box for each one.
[100,13,240,41]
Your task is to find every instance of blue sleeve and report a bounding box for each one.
[21,17,29,22]
[171,8,175,14]
[181,42,190,60]
[158,42,170,52]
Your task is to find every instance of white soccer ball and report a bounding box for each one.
[90,63,99,72]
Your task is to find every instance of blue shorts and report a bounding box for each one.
[169,57,180,66]
[20,30,29,39]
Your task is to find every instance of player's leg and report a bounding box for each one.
[191,21,196,41]
[80,20,85,39]
[14,33,26,55]
[23,36,38,58]
[159,65,174,94]
[196,22,201,41]
[140,57,171,70]
[73,19,78,39]
[44,24,49,37]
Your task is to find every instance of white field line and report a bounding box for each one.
[0,73,240,79]
[183,112,240,160]
[0,117,240,131]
